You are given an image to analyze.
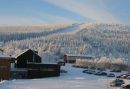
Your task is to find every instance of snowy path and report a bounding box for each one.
[1,64,123,89]
[57,24,81,33]
[43,23,81,37]
[0,24,81,42]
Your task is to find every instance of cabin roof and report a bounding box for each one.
[0,51,16,63]
[65,54,95,58]
[27,62,58,65]
[16,49,40,58]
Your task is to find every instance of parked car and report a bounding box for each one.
[83,70,91,74]
[101,72,107,76]
[95,71,107,76]
[82,70,88,73]
[127,76,130,80]
[99,72,107,76]
[120,84,130,89]
[86,71,93,74]
[116,74,125,78]
[110,79,124,87]
[89,70,95,73]
[97,68,105,71]
[117,74,130,79]
[121,75,128,79]
[86,70,95,74]
[110,69,121,72]
[95,72,102,75]
[107,73,115,77]
[117,75,122,78]
[80,66,88,69]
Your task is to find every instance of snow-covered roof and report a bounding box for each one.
[16,49,39,58]
[0,51,6,57]
[66,54,95,58]
[0,51,10,58]
[27,62,58,65]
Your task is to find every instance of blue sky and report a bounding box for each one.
[0,0,130,26]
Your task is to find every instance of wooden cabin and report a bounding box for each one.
[0,49,62,79]
[16,49,41,68]
[10,49,62,79]
[0,57,15,80]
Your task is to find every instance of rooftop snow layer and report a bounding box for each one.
[0,51,9,58]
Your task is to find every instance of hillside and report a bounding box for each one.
[0,23,129,60]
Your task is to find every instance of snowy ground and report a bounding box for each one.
[0,64,129,89]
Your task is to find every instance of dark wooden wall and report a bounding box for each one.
[0,59,10,80]
[27,63,60,78]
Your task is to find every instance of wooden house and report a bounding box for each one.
[11,49,61,79]
[0,56,15,80]
[16,49,41,68]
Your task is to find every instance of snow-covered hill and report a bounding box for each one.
[0,23,129,61]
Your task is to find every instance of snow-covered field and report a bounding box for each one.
[1,64,129,89]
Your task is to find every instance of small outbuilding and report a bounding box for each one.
[64,54,94,63]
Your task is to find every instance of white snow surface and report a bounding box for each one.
[0,51,7,58]
[0,64,129,89]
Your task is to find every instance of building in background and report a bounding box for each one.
[64,54,95,63]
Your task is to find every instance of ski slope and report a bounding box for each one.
[1,64,127,89]
[58,24,81,33]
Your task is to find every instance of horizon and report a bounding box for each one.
[0,22,129,27]
[0,0,130,26]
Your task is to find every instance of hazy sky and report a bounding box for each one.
[0,0,130,26]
